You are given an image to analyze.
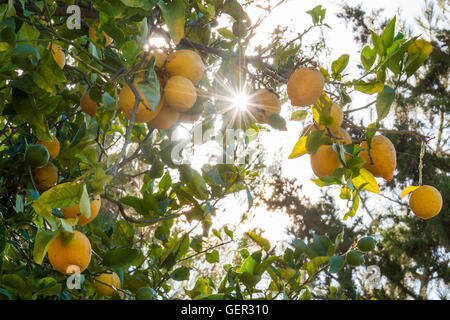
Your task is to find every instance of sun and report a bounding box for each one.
[231,92,249,111]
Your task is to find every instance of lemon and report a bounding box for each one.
[47,230,92,274]
[409,185,443,220]
[165,50,205,84]
[310,145,342,178]
[33,161,58,190]
[80,91,99,118]
[148,99,180,130]
[357,237,376,252]
[119,79,162,123]
[359,135,396,181]
[287,67,324,107]
[24,144,50,168]
[37,135,60,160]
[164,75,197,112]
[95,272,121,296]
[248,89,281,123]
[346,250,364,266]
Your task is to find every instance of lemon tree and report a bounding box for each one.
[0,0,444,301]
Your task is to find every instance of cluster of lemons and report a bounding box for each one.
[29,136,119,296]
[283,62,442,220]
[118,49,205,129]
[79,48,206,131]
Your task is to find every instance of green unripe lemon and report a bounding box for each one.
[136,287,158,300]
[24,144,50,168]
[346,250,364,266]
[357,237,376,252]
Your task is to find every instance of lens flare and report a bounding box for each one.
[232,92,249,111]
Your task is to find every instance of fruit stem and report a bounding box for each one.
[418,140,425,186]
[28,166,40,195]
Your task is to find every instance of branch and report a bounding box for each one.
[342,122,432,142]
[102,196,182,225]
[176,240,233,264]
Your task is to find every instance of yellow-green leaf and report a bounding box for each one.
[352,168,379,194]
[158,0,185,45]
[288,136,308,159]
[400,185,419,198]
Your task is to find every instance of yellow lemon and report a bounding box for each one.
[95,272,121,296]
[47,230,92,274]
[248,89,281,123]
[165,50,205,84]
[148,99,180,130]
[80,91,99,118]
[359,135,396,181]
[164,75,197,112]
[409,185,443,220]
[119,79,162,123]
[310,145,342,178]
[37,135,60,160]
[287,67,324,107]
[33,161,58,190]
[62,195,101,227]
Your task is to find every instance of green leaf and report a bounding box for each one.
[212,229,222,241]
[0,223,6,253]
[79,184,91,220]
[371,30,384,56]
[103,248,141,269]
[112,220,135,247]
[376,86,395,121]
[35,182,83,209]
[17,22,39,42]
[158,0,186,45]
[353,80,384,95]
[268,114,287,131]
[138,69,160,111]
[217,28,236,40]
[33,230,58,264]
[311,234,333,256]
[293,239,318,259]
[361,46,376,70]
[304,256,329,277]
[290,110,308,121]
[306,130,325,154]
[381,17,396,50]
[11,44,40,70]
[329,256,345,273]
[190,235,203,252]
[344,191,360,220]
[224,226,234,240]
[35,277,61,297]
[331,54,349,78]
[352,168,380,194]
[245,232,270,251]
[346,156,366,169]
[205,250,219,264]
[306,5,326,25]
[170,266,190,281]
